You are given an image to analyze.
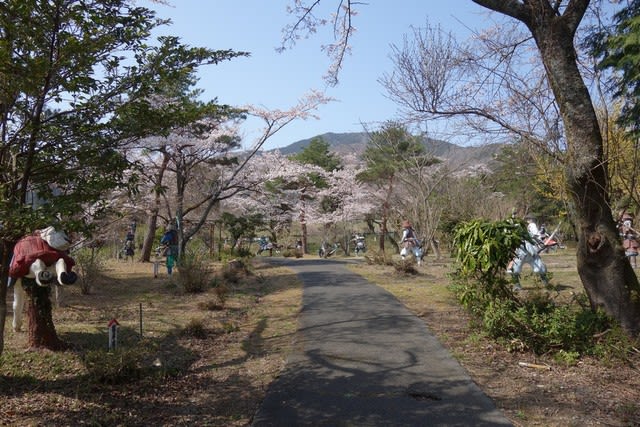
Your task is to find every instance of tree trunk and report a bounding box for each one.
[477,0,640,334]
[0,242,11,355]
[24,279,65,350]
[140,153,170,262]
[300,189,308,254]
[380,217,387,251]
[141,213,159,262]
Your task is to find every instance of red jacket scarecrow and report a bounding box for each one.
[9,231,75,281]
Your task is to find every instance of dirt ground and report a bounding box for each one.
[1,252,640,426]
[1,258,302,426]
[351,251,640,427]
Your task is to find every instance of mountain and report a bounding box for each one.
[276,132,503,172]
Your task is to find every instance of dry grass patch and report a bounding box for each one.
[1,258,301,426]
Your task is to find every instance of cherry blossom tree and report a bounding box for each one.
[316,167,377,252]
[222,150,300,245]
[282,0,640,335]
[129,90,332,258]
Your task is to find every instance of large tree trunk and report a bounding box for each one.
[476,0,640,334]
[23,279,65,350]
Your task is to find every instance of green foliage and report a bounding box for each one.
[221,212,264,245]
[481,293,612,354]
[290,136,342,172]
[0,0,249,243]
[554,349,581,366]
[452,218,527,286]
[450,218,618,357]
[592,0,640,136]
[357,122,432,185]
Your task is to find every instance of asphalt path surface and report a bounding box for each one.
[252,257,512,427]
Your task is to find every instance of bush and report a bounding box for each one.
[182,318,208,339]
[177,248,214,293]
[74,247,106,294]
[198,298,225,311]
[282,247,304,258]
[364,250,394,266]
[393,259,419,275]
[83,346,148,384]
[222,258,250,284]
[450,218,618,358]
[212,277,229,305]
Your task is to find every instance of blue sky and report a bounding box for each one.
[146,1,490,150]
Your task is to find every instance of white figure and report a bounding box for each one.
[400,220,423,266]
[10,227,77,332]
[509,216,549,290]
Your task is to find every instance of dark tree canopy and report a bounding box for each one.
[0,0,248,352]
[290,136,342,172]
[591,0,640,136]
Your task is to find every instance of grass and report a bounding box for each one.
[1,257,302,426]
[3,248,640,426]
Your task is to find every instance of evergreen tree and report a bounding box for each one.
[593,0,640,136]
[0,0,247,352]
[357,122,431,251]
[291,136,342,172]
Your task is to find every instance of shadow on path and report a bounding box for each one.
[252,258,511,426]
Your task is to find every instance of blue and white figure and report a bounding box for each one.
[400,220,423,266]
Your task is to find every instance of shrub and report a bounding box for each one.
[212,277,229,305]
[450,218,618,358]
[198,298,225,311]
[83,346,148,384]
[282,249,294,258]
[182,318,207,339]
[364,250,394,266]
[74,247,106,295]
[177,248,213,293]
[222,258,250,285]
[393,259,419,275]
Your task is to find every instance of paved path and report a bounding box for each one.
[252,258,512,427]
[253,258,511,427]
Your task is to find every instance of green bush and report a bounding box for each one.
[450,218,620,358]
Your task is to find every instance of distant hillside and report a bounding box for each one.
[277,132,369,156]
[276,132,503,171]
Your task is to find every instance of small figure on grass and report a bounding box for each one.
[160,223,179,275]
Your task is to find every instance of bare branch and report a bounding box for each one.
[281,1,362,86]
